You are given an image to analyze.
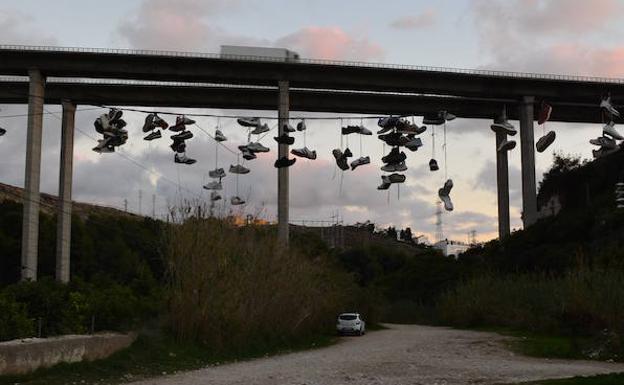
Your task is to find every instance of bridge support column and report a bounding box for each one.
[518,96,537,228]
[277,80,290,247]
[495,131,510,239]
[21,69,45,281]
[56,100,75,283]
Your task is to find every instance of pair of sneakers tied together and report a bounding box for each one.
[290,120,318,160]
[592,96,623,159]
[536,102,556,153]
[93,108,128,154]
[438,179,454,211]
[339,122,373,170]
[168,115,197,165]
[142,113,170,141]
[490,112,517,152]
[238,117,271,161]
[273,121,305,168]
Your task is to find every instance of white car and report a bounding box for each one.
[336,313,366,336]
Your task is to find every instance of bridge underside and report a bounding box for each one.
[0,81,607,124]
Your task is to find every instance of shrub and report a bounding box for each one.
[0,293,34,340]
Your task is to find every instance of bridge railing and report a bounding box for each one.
[2,44,624,85]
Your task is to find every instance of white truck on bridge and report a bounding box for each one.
[220,45,300,62]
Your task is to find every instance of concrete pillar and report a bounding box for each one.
[56,100,76,283]
[495,131,510,239]
[518,96,538,228]
[277,81,290,247]
[21,69,45,281]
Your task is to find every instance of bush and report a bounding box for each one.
[0,293,34,340]
[165,206,359,353]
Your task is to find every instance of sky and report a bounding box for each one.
[1,0,623,242]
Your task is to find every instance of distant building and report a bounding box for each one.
[220,45,300,62]
[434,239,470,258]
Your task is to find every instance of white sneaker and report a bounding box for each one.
[203,181,222,190]
[491,119,517,136]
[208,168,226,179]
[439,192,454,211]
[210,191,222,201]
[291,146,317,160]
[247,142,270,153]
[603,121,623,140]
[498,139,517,152]
[231,196,245,205]
[251,124,270,135]
[601,96,620,118]
[229,164,250,174]
[381,161,407,172]
[350,156,370,170]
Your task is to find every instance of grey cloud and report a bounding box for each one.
[0,8,57,45]
[390,9,437,30]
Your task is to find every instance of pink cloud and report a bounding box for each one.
[275,26,384,61]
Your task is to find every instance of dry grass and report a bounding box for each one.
[164,204,356,352]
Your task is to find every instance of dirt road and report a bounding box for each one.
[130,324,624,385]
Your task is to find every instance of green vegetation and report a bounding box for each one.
[0,331,335,385]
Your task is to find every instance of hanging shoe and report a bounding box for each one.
[171,130,193,141]
[600,96,620,118]
[209,168,226,179]
[0,127,6,136]
[283,123,296,133]
[497,138,517,152]
[242,149,257,160]
[382,173,406,184]
[344,148,353,158]
[297,120,307,131]
[423,113,445,125]
[291,147,317,160]
[251,123,270,135]
[398,122,426,135]
[238,117,261,127]
[538,102,552,125]
[342,125,360,135]
[274,156,296,168]
[377,179,392,190]
[210,191,222,201]
[203,181,223,190]
[603,121,624,140]
[405,137,423,152]
[170,116,191,132]
[439,111,456,122]
[143,130,162,141]
[378,132,404,146]
[171,140,186,153]
[332,149,350,171]
[108,108,123,122]
[175,153,196,165]
[382,147,406,164]
[229,164,250,174]
[589,136,617,149]
[358,125,373,135]
[142,113,156,133]
[153,115,169,130]
[274,134,294,145]
[231,196,246,205]
[247,142,270,153]
[536,131,556,153]
[378,116,399,132]
[439,190,454,211]
[351,156,371,170]
[491,117,517,136]
[429,159,439,172]
[214,129,227,142]
[92,138,110,153]
[381,161,407,172]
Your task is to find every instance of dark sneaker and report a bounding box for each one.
[382,147,406,164]
[210,191,222,201]
[231,196,246,205]
[274,134,295,145]
[242,149,257,160]
[439,190,454,211]
[590,136,618,149]
[538,102,552,125]
[229,164,250,174]
[342,125,361,135]
[171,130,193,141]
[398,122,427,135]
[497,139,516,152]
[405,137,423,151]
[379,132,403,146]
[247,142,270,153]
[297,120,307,131]
[423,113,445,125]
[350,156,370,170]
[153,115,169,130]
[142,113,156,132]
[332,149,349,170]
[203,181,222,190]
[377,180,391,190]
[175,153,196,165]
[238,117,261,127]
[283,123,296,133]
[108,108,123,122]
[0,127,6,136]
[381,161,407,172]
[291,147,317,159]
[382,173,406,184]
[536,131,556,153]
[377,116,399,132]
[143,130,162,141]
[251,124,270,135]
[274,156,296,168]
[111,119,127,130]
[215,129,227,142]
[344,148,353,158]
[491,117,517,136]
[429,158,439,171]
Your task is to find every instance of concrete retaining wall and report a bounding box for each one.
[0,332,137,375]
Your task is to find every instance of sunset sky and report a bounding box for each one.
[1,0,622,242]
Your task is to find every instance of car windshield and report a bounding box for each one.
[339,315,357,321]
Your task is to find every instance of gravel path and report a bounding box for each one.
[130,324,624,385]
